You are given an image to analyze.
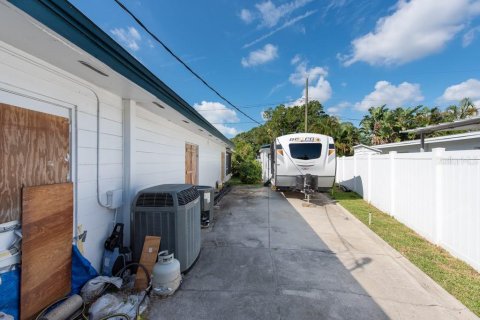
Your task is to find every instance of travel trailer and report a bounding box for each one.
[269,133,336,193]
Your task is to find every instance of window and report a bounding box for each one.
[289,143,322,160]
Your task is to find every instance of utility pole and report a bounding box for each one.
[305,76,309,132]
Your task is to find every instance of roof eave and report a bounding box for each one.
[401,117,480,135]
[8,0,234,148]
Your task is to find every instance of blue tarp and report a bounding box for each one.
[0,268,20,319]
[0,245,98,319]
[71,245,98,294]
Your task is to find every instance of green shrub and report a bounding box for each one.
[238,160,261,184]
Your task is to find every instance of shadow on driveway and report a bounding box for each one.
[148,186,473,320]
[149,186,387,319]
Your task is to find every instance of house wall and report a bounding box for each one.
[336,150,480,272]
[134,106,225,190]
[0,40,228,270]
[353,146,381,156]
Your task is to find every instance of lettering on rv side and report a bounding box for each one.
[288,137,320,142]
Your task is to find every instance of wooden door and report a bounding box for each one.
[185,143,198,184]
[221,152,225,181]
[0,104,70,223]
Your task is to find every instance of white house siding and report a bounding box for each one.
[336,150,480,272]
[0,40,123,269]
[134,106,225,191]
[0,40,229,270]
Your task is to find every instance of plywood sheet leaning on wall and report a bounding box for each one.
[0,103,70,223]
[21,183,73,320]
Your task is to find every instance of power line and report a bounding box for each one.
[113,0,262,125]
[211,116,362,124]
[198,98,304,111]
[211,121,266,124]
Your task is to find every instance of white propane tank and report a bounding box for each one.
[152,251,181,296]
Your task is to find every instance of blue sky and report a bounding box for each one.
[70,0,480,137]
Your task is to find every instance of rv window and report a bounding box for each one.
[289,143,322,160]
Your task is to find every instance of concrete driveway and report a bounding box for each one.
[150,186,476,320]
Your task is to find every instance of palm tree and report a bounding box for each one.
[335,122,359,156]
[360,105,391,145]
[446,98,478,120]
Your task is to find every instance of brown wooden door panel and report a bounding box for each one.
[185,143,198,184]
[0,103,70,223]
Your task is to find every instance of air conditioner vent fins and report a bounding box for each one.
[178,187,200,206]
[136,192,174,207]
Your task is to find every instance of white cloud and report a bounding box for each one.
[240,9,254,24]
[355,81,424,111]
[212,124,239,136]
[193,101,239,136]
[291,54,302,65]
[289,59,328,85]
[441,79,480,106]
[267,82,287,97]
[255,0,313,28]
[111,27,142,51]
[463,26,480,47]
[243,10,316,48]
[288,58,332,106]
[341,0,480,66]
[327,101,352,114]
[241,44,279,67]
[326,107,339,114]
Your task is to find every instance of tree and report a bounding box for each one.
[360,105,391,145]
[358,99,478,145]
[445,98,477,121]
[334,122,359,156]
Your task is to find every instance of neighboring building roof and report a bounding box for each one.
[373,131,480,150]
[260,144,270,149]
[401,116,480,135]
[9,0,233,147]
[353,144,381,153]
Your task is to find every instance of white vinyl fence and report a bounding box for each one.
[336,148,480,272]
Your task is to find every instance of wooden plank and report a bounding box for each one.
[21,183,73,320]
[0,103,69,223]
[135,236,161,291]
